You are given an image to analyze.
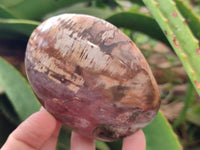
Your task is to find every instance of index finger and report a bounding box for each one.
[70,132,95,150]
[122,130,146,150]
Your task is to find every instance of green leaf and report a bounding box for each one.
[0,5,114,39]
[130,0,145,5]
[0,4,15,18]
[0,0,90,20]
[0,18,39,38]
[106,12,169,45]
[0,57,40,121]
[186,105,200,126]
[96,140,110,150]
[43,3,114,20]
[143,111,182,150]
[142,0,200,96]
[106,140,122,150]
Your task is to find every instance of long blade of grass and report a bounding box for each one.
[173,82,195,129]
[186,105,200,126]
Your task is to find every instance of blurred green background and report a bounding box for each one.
[1,0,200,149]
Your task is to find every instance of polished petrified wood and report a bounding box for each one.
[25,14,160,141]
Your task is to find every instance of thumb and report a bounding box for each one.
[1,108,57,150]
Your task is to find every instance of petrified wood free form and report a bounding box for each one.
[25,14,160,141]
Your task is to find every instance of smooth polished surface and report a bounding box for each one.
[25,14,160,141]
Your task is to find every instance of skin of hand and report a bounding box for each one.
[1,108,146,150]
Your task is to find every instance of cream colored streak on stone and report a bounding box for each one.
[102,30,114,40]
[54,28,128,77]
[30,20,128,92]
[67,84,80,93]
[48,72,61,84]
[30,50,84,92]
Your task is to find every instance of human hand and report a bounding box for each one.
[1,108,146,150]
